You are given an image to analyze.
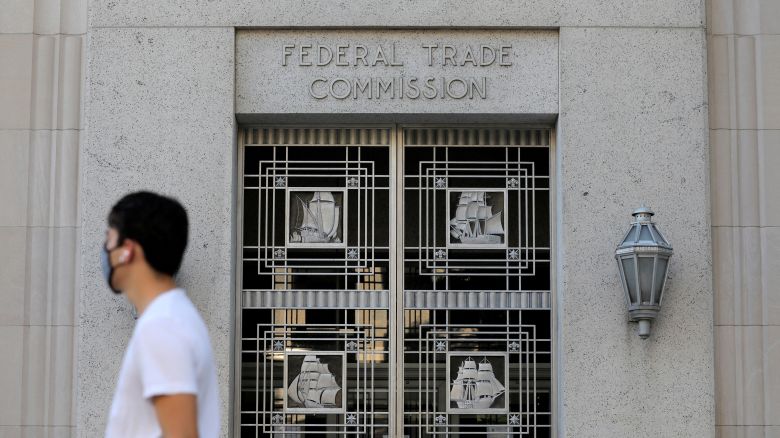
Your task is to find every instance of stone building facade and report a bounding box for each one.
[0,0,776,436]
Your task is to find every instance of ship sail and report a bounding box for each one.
[455,205,469,221]
[462,359,478,379]
[287,375,303,404]
[298,198,319,230]
[465,202,480,219]
[477,205,492,220]
[311,192,336,235]
[459,192,474,204]
[450,366,465,399]
[484,211,504,235]
[320,388,340,406]
[450,357,504,409]
[287,355,342,409]
[327,206,339,239]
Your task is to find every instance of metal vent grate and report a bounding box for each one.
[402,127,550,147]
[244,127,391,146]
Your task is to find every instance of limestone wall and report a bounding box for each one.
[80,2,714,436]
[0,0,734,437]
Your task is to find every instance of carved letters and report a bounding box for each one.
[280,42,513,100]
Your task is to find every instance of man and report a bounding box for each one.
[102,191,219,437]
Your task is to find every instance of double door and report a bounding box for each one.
[237,126,552,437]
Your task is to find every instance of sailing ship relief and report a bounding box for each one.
[450,357,506,410]
[287,355,342,410]
[289,191,343,245]
[449,191,505,246]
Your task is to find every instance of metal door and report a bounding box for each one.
[237,126,552,437]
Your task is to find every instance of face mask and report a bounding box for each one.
[101,244,122,294]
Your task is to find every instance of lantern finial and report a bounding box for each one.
[632,206,654,222]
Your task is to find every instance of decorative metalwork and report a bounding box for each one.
[287,190,344,246]
[241,127,391,309]
[448,190,507,248]
[240,308,389,436]
[403,127,552,310]
[403,310,551,436]
[448,354,507,412]
[239,127,553,437]
[286,353,344,412]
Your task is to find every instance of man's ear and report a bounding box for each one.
[119,240,135,263]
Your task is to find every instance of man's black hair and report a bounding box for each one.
[108,191,189,276]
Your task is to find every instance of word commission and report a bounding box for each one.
[309,76,488,100]
[281,43,512,100]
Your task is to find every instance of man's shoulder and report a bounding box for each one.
[140,289,196,320]
[136,291,208,340]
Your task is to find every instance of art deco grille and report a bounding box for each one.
[402,128,551,437]
[238,126,551,437]
[239,128,392,437]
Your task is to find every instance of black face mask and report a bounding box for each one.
[101,244,122,294]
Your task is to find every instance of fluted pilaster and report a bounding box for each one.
[0,0,85,436]
[708,0,780,436]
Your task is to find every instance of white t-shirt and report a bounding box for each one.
[105,288,220,437]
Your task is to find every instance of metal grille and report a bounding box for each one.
[402,310,551,436]
[241,127,392,309]
[238,126,552,437]
[239,128,392,437]
[401,127,551,437]
[240,309,390,436]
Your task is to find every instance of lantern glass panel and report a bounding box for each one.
[653,257,668,302]
[638,256,655,304]
[621,257,638,303]
[639,226,653,242]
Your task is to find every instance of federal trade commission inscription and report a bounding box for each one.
[282,43,513,100]
[236,30,558,114]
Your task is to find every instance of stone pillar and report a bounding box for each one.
[0,0,86,436]
[708,0,780,436]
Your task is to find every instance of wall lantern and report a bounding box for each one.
[615,207,673,339]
